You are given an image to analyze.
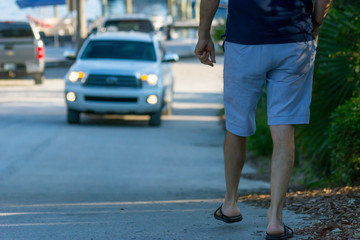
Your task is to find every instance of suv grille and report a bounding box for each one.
[84,74,140,88]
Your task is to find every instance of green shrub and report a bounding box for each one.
[211,19,226,52]
[327,96,360,185]
[248,92,273,157]
[296,6,360,186]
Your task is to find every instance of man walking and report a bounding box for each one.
[195,0,331,239]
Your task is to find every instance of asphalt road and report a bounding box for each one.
[0,58,309,240]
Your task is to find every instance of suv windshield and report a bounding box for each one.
[81,40,157,62]
[104,20,154,33]
[0,22,34,38]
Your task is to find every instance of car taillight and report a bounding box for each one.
[37,41,45,60]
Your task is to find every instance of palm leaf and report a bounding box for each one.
[296,7,360,181]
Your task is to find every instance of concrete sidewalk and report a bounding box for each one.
[0,200,309,240]
[2,53,312,240]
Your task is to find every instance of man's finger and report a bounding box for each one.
[199,52,209,62]
[210,49,216,64]
[200,55,214,67]
[201,60,214,67]
[194,48,204,57]
[197,51,206,59]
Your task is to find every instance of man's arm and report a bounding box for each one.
[194,0,220,67]
[312,0,332,44]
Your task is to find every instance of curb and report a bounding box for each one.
[45,60,73,68]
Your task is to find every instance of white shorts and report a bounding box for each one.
[223,40,317,137]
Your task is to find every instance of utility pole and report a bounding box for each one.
[187,0,192,19]
[76,0,87,51]
[54,5,58,18]
[101,0,108,17]
[181,0,187,20]
[168,0,175,16]
[195,0,200,20]
[126,0,132,14]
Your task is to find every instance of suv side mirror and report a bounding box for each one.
[90,27,98,35]
[64,49,77,60]
[162,53,179,63]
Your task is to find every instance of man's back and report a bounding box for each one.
[226,0,314,44]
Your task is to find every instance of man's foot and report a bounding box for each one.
[265,225,294,240]
[213,204,243,223]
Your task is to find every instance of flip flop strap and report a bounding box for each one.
[284,225,294,235]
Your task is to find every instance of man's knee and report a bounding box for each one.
[269,125,295,147]
[226,130,247,141]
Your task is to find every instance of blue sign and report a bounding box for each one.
[16,0,66,8]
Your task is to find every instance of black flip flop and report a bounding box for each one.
[213,204,243,223]
[265,225,294,240]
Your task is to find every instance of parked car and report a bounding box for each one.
[64,32,178,126]
[0,21,45,84]
[89,15,167,41]
[100,15,155,33]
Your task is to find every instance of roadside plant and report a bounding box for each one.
[211,19,226,52]
[248,92,273,157]
[327,96,360,185]
[296,5,360,186]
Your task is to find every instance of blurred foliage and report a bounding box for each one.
[247,92,273,157]
[211,19,226,52]
[331,0,360,10]
[296,5,360,186]
[212,19,226,43]
[327,96,360,185]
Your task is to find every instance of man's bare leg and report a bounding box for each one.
[266,125,295,234]
[220,131,247,217]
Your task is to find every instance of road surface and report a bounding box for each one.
[0,58,309,239]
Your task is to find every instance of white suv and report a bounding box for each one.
[64,32,178,126]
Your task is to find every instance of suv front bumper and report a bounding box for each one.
[65,84,163,114]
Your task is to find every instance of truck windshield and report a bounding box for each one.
[104,20,154,33]
[0,22,33,38]
[80,40,157,62]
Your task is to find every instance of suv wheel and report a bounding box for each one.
[149,110,161,126]
[34,74,44,85]
[67,109,80,124]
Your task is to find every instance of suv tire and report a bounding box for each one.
[67,109,80,124]
[149,110,161,126]
[34,74,44,85]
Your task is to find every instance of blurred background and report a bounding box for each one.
[0,0,227,47]
[0,1,359,239]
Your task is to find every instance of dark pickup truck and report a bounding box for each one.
[0,21,45,84]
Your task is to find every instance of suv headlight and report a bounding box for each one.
[68,71,85,82]
[141,74,159,86]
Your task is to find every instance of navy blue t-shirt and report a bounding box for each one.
[226,0,314,45]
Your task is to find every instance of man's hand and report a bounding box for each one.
[312,27,320,45]
[195,38,216,67]
[195,0,220,67]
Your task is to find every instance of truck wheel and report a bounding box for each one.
[67,109,80,124]
[34,74,44,85]
[149,111,162,126]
